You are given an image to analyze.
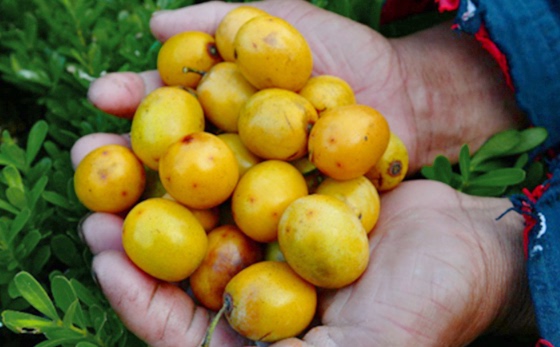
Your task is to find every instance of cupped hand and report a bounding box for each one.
[80,178,531,347]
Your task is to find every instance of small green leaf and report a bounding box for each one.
[470,129,520,167]
[71,279,101,307]
[19,229,42,258]
[6,186,28,209]
[29,175,49,208]
[420,165,436,180]
[0,198,19,214]
[51,234,82,267]
[514,153,529,169]
[458,144,471,181]
[1,310,56,334]
[26,120,49,165]
[52,276,78,312]
[62,299,79,328]
[463,185,507,197]
[432,155,453,185]
[2,165,24,190]
[31,245,52,275]
[76,342,99,347]
[42,325,86,341]
[504,127,548,155]
[13,272,59,321]
[42,191,74,210]
[89,304,107,333]
[471,158,511,173]
[468,168,526,187]
[1,145,27,171]
[51,277,89,329]
[8,208,32,244]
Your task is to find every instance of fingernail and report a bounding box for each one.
[91,267,99,288]
[77,212,93,244]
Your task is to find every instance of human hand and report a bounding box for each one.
[79,178,533,346]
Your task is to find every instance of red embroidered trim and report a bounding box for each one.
[474,24,514,90]
[435,0,460,12]
[521,183,550,258]
[536,338,555,347]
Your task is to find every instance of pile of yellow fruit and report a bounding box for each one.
[73,5,409,344]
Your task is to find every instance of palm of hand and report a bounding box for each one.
[286,180,503,347]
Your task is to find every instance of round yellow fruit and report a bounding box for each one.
[308,104,390,180]
[315,176,380,234]
[130,86,205,170]
[238,88,318,161]
[278,194,369,288]
[299,75,356,114]
[159,132,239,209]
[74,144,145,213]
[157,31,222,88]
[190,225,262,311]
[122,198,208,282]
[224,261,317,342]
[215,6,269,62]
[234,15,313,91]
[197,62,258,132]
[232,160,308,243]
[365,132,409,191]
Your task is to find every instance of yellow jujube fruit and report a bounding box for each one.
[122,198,208,282]
[278,194,369,288]
[215,6,269,62]
[238,88,318,161]
[232,160,308,243]
[74,144,146,213]
[315,175,381,234]
[224,261,317,342]
[308,104,390,180]
[365,132,409,191]
[159,132,239,210]
[130,87,205,170]
[157,31,222,88]
[234,15,313,91]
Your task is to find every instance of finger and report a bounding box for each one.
[93,250,247,347]
[149,0,322,42]
[79,212,124,254]
[150,1,238,41]
[70,132,130,169]
[87,71,163,118]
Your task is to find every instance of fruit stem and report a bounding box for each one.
[182,66,206,76]
[201,304,227,347]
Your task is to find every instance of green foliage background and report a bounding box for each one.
[0,0,538,346]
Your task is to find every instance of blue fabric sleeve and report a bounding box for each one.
[454,0,560,150]
[510,159,560,345]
